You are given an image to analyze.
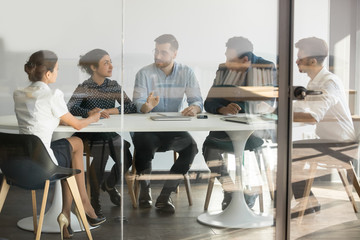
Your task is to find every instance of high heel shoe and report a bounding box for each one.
[86,213,106,226]
[57,213,72,240]
[67,225,74,237]
[74,206,106,227]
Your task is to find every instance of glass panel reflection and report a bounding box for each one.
[291,0,360,239]
[124,0,279,239]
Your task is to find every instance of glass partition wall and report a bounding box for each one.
[290,0,360,239]
[9,0,360,239]
[122,0,279,239]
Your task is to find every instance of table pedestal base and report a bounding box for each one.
[17,213,93,233]
[197,191,273,228]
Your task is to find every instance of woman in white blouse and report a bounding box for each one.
[13,50,105,239]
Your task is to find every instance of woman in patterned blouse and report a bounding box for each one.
[67,49,136,217]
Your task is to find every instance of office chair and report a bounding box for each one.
[0,132,93,240]
[83,138,132,199]
[202,131,278,212]
[84,139,108,198]
[203,151,267,212]
[126,150,193,208]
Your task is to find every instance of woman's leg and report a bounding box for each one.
[60,179,72,220]
[67,136,97,218]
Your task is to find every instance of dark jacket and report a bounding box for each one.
[204,53,277,151]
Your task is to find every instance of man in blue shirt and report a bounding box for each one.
[132,34,203,213]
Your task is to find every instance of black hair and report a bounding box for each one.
[78,49,109,75]
[226,36,253,59]
[154,34,179,51]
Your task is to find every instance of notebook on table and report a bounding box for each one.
[150,114,192,121]
[221,114,277,124]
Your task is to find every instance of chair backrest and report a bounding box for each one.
[0,132,79,190]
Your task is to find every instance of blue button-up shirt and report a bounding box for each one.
[133,62,203,112]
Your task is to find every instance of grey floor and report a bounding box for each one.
[1,180,360,240]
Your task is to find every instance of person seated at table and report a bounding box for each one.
[132,34,203,213]
[13,50,106,239]
[203,36,277,210]
[67,49,137,218]
[291,37,356,217]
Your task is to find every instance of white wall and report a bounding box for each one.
[0,0,124,111]
[0,0,279,111]
[122,0,278,100]
[293,0,329,87]
[330,0,360,114]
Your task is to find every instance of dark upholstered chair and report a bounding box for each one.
[0,132,93,240]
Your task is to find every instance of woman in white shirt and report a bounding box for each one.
[13,50,105,239]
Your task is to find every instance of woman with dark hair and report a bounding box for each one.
[14,50,106,240]
[67,49,137,217]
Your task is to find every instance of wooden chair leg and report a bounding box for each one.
[265,167,275,200]
[66,176,93,240]
[35,180,50,240]
[173,151,180,194]
[130,150,192,207]
[172,151,192,206]
[31,190,38,235]
[183,174,192,206]
[134,178,140,201]
[260,149,275,200]
[338,168,358,213]
[348,161,360,198]
[0,176,10,212]
[125,171,137,208]
[203,152,238,211]
[129,153,140,207]
[258,186,264,213]
[297,162,317,224]
[204,177,215,210]
[84,141,91,198]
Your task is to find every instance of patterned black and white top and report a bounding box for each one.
[67,78,137,118]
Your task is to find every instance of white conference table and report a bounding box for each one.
[0,113,275,229]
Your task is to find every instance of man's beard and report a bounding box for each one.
[155,59,172,68]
